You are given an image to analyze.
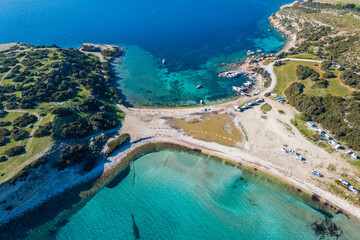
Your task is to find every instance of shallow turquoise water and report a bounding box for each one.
[48,151,360,240]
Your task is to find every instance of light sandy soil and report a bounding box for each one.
[0,43,16,51]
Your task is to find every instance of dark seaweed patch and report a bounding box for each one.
[132,214,140,240]
[310,206,334,219]
[311,217,343,239]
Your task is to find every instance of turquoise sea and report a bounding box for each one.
[20,151,360,240]
[2,0,360,239]
[1,0,289,107]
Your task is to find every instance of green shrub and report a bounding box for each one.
[277,52,288,59]
[260,103,272,112]
[5,146,25,157]
[89,112,119,131]
[0,136,8,146]
[274,61,283,66]
[0,128,10,137]
[12,128,28,141]
[321,60,332,71]
[13,113,38,127]
[34,122,52,138]
[78,97,103,112]
[4,102,18,109]
[60,118,91,139]
[296,65,319,81]
[352,91,360,100]
[0,121,11,127]
[90,134,109,152]
[0,156,8,162]
[50,107,73,117]
[105,134,130,156]
[314,79,329,88]
[341,71,360,89]
[323,71,336,78]
[0,111,8,118]
[60,144,89,169]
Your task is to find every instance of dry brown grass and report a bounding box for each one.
[173,114,243,147]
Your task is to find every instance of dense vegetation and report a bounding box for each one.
[0,43,126,182]
[296,65,319,81]
[272,1,360,85]
[341,71,360,89]
[13,113,37,127]
[33,122,52,138]
[0,44,124,143]
[285,82,360,151]
[272,1,360,152]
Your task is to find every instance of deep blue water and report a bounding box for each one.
[1,0,289,106]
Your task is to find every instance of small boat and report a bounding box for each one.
[312,170,324,178]
[196,84,203,89]
[218,71,242,78]
[267,29,271,32]
[162,59,166,64]
[232,86,243,92]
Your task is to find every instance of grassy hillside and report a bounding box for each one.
[0,43,125,183]
[272,2,360,73]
